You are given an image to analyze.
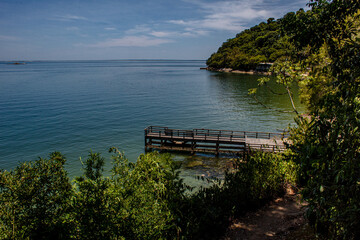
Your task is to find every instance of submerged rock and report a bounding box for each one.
[185,160,204,168]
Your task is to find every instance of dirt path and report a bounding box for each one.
[222,189,312,240]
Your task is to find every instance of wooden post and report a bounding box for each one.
[144,128,148,151]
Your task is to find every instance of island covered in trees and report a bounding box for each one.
[206,8,320,73]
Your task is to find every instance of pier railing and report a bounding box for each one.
[144,126,288,154]
[145,126,288,140]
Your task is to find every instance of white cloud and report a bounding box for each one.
[125,25,152,35]
[184,28,208,36]
[66,26,80,31]
[54,15,88,21]
[169,0,275,32]
[86,0,302,49]
[150,31,174,38]
[65,15,88,20]
[0,35,19,41]
[124,25,207,39]
[89,35,172,47]
[150,29,208,38]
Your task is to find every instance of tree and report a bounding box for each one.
[0,152,73,239]
[287,1,360,238]
[72,152,114,240]
[109,149,187,239]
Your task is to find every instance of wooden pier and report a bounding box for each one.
[145,126,289,155]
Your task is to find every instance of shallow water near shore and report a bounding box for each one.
[0,60,303,181]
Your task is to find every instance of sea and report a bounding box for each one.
[0,60,304,180]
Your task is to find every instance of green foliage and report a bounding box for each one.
[281,8,323,53]
[0,149,298,240]
[109,149,188,239]
[296,44,334,111]
[249,59,304,114]
[181,151,298,239]
[206,18,295,70]
[72,152,113,239]
[71,149,189,239]
[0,152,73,240]
[286,1,360,239]
[209,2,360,238]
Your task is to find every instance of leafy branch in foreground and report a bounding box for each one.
[287,1,360,239]
[248,60,304,114]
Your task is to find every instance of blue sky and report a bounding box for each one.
[0,0,309,60]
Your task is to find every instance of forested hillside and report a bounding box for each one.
[206,15,296,71]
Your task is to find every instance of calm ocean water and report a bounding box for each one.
[0,60,303,177]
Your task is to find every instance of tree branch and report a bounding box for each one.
[286,86,299,115]
[252,95,294,113]
[263,83,288,95]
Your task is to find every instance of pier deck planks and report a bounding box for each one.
[145,126,288,155]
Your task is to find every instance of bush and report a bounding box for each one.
[0,152,73,240]
[72,152,113,239]
[180,151,298,239]
[0,150,298,239]
[108,150,188,240]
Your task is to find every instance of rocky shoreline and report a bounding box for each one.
[201,67,272,75]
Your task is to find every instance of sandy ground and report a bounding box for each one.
[222,188,313,240]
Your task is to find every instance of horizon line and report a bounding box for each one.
[0,59,206,62]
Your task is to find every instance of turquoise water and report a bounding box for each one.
[0,60,303,177]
